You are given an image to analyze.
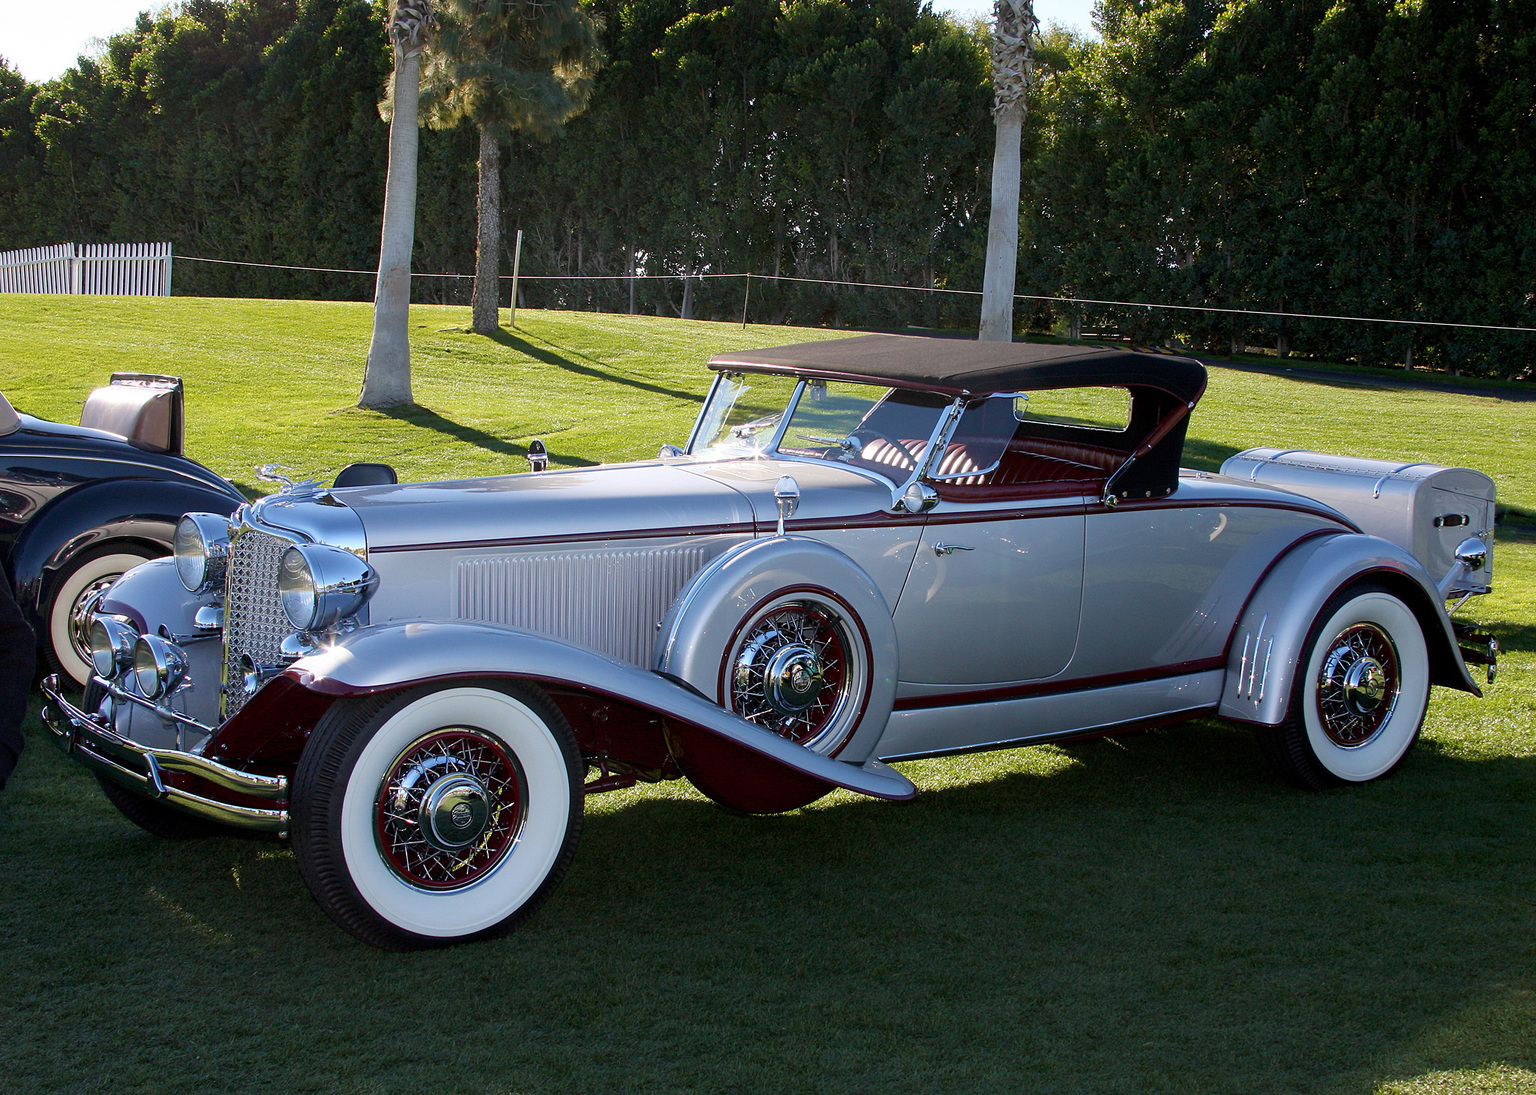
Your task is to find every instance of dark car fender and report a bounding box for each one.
[1219,531,1479,727]
[272,621,916,802]
[9,477,242,624]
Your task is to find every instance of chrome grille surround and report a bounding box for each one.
[222,526,298,717]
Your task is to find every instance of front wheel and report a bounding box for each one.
[1262,584,1430,790]
[47,546,158,690]
[292,681,583,950]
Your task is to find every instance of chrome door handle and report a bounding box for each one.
[932,542,975,557]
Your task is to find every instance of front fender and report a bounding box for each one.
[11,477,241,623]
[283,622,915,802]
[1220,532,1478,726]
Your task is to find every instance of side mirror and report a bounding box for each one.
[658,444,684,459]
[527,439,548,473]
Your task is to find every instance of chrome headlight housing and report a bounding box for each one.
[278,544,378,632]
[88,616,139,679]
[133,633,188,699]
[174,513,232,593]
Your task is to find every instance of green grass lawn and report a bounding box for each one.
[0,296,1532,1094]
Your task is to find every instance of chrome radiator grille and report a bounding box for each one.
[456,543,726,667]
[223,528,295,717]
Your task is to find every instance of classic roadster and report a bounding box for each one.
[43,336,1497,949]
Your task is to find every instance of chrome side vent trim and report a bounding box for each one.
[456,543,731,667]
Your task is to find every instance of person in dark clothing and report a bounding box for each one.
[0,573,34,790]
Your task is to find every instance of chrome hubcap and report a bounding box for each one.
[419,774,492,850]
[1316,624,1399,747]
[762,643,826,716]
[69,577,120,663]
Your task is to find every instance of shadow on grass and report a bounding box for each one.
[16,713,1533,1092]
[380,402,599,468]
[493,328,706,405]
[1181,436,1244,472]
[1204,355,1536,403]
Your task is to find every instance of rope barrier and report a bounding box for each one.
[174,255,1536,335]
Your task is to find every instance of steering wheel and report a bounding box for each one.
[850,428,919,467]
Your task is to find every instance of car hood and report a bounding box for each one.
[322,457,898,552]
[331,461,761,551]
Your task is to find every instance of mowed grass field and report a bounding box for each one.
[0,295,1532,1095]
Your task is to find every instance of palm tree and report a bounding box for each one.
[360,0,433,409]
[422,0,601,336]
[979,0,1038,343]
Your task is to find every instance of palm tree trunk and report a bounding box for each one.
[360,9,429,409]
[979,103,1023,342]
[472,127,502,335]
[979,0,1037,343]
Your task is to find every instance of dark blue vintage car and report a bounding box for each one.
[0,374,244,688]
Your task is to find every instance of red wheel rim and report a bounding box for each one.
[374,728,527,890]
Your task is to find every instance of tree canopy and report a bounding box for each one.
[1,0,1531,377]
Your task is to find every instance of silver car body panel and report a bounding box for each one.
[875,669,1226,761]
[894,494,1088,685]
[1219,531,1478,725]
[283,621,916,801]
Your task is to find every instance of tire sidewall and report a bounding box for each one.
[306,683,579,943]
[47,548,156,689]
[1297,588,1430,783]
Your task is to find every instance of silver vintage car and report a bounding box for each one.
[43,335,1498,949]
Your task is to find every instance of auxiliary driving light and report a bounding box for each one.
[88,616,139,679]
[132,633,188,699]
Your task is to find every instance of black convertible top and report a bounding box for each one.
[709,334,1207,404]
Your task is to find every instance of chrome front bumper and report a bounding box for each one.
[41,674,290,834]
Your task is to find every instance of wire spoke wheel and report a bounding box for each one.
[1314,623,1400,748]
[375,728,527,890]
[727,596,864,753]
[1263,584,1430,789]
[293,682,582,950]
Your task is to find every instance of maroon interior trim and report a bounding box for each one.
[892,657,1227,711]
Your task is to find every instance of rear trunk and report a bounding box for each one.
[1221,448,1495,592]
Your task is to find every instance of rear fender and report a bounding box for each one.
[280,622,915,802]
[1220,533,1478,726]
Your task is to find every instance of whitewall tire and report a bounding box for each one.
[1264,584,1430,789]
[292,682,583,950]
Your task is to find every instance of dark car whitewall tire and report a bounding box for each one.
[292,682,583,950]
[48,546,158,690]
[1266,584,1430,789]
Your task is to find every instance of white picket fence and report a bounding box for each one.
[0,242,173,296]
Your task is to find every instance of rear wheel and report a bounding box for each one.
[1262,584,1430,790]
[292,681,583,950]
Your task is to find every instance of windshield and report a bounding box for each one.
[692,372,952,483]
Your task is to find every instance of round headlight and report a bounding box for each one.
[88,616,138,679]
[279,544,377,632]
[174,513,231,593]
[132,634,187,699]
